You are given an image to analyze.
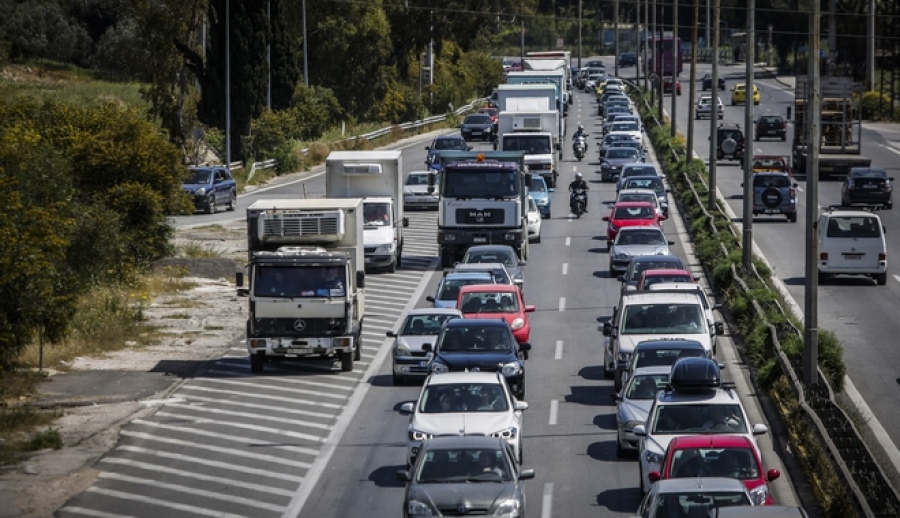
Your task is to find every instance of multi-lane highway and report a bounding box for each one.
[55,59,813,517]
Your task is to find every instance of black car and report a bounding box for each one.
[623,339,711,385]
[425,319,529,399]
[396,436,535,518]
[841,167,894,209]
[701,73,726,91]
[460,114,495,142]
[182,166,237,214]
[618,254,687,292]
[715,123,745,164]
[618,52,638,67]
[754,115,787,141]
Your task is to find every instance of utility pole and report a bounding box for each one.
[686,0,699,160]
[614,0,620,78]
[742,0,755,270]
[651,0,657,108]
[578,0,582,69]
[636,0,641,83]
[828,0,836,65]
[302,0,308,86]
[671,0,678,139]
[643,0,649,91]
[225,0,231,169]
[866,0,875,90]
[803,0,821,387]
[707,0,719,210]
[266,0,271,110]
[656,0,663,125]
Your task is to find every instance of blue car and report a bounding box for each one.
[528,174,552,218]
[182,166,237,214]
[425,135,471,169]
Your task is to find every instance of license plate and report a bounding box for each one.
[764,209,777,214]
[471,131,482,135]
[285,354,299,358]
[843,254,862,260]
[474,237,487,243]
[863,184,877,189]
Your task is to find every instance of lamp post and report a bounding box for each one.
[707,0,719,210]
[742,0,755,271]
[302,0,309,86]
[803,0,821,387]
[671,0,678,139]
[225,0,231,169]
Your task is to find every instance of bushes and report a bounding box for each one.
[859,91,894,121]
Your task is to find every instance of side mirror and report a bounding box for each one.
[602,216,610,221]
[617,275,625,282]
[357,270,366,289]
[611,392,622,402]
[766,469,782,482]
[752,423,769,435]
[602,322,612,336]
[399,402,414,414]
[395,470,410,482]
[524,305,536,313]
[633,424,647,437]
[513,278,524,287]
[519,342,532,351]
[467,146,473,151]
[514,400,529,411]
[425,146,432,151]
[648,471,661,483]
[237,288,249,297]
[668,240,675,245]
[519,468,536,480]
[386,330,397,338]
[715,322,725,335]
[402,217,410,228]
[426,296,436,303]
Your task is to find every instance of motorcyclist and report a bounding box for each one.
[572,125,588,149]
[568,172,589,213]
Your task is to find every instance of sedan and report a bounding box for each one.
[662,77,682,96]
[613,365,671,456]
[731,83,760,105]
[461,244,525,290]
[616,163,660,192]
[399,371,528,466]
[696,95,725,119]
[608,226,674,275]
[457,284,535,348]
[396,436,535,518]
[387,308,462,385]
[701,73,726,91]
[617,188,665,218]
[460,114,495,142]
[403,170,439,210]
[841,167,893,209]
[600,146,643,182]
[635,477,754,518]
[183,166,237,214]
[526,196,542,243]
[603,201,665,247]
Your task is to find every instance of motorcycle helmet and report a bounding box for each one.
[575,172,583,179]
[578,124,584,132]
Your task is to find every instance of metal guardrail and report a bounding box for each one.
[246,158,277,183]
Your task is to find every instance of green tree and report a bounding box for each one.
[270,0,301,111]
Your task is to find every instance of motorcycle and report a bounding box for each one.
[570,188,587,218]
[573,136,587,161]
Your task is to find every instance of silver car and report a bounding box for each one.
[613,365,670,456]
[608,226,674,275]
[387,308,463,385]
[403,170,439,210]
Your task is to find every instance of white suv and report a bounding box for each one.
[633,358,768,493]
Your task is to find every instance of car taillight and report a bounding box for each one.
[789,187,796,197]
[879,253,887,261]
[780,121,787,129]
[820,252,828,260]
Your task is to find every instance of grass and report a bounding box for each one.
[178,241,227,258]
[0,61,147,108]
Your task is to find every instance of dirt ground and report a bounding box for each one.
[0,219,250,518]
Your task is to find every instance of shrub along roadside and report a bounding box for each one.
[631,87,899,516]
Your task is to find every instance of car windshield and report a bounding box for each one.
[414,448,512,483]
[400,314,458,335]
[621,303,705,334]
[253,266,345,298]
[613,205,654,219]
[364,202,392,226]
[459,292,519,314]
[851,169,887,179]
[464,250,517,268]
[502,135,552,154]
[187,169,212,184]
[418,383,510,413]
[617,229,666,245]
[611,122,640,132]
[406,174,430,186]
[438,326,513,352]
[633,347,704,369]
[465,115,491,124]
[607,149,639,160]
[434,138,468,150]
[652,404,747,434]
[529,178,547,193]
[438,277,491,301]
[669,447,760,479]
[442,168,519,198]
[657,493,752,516]
[825,216,882,238]
[624,177,664,193]
[625,373,669,399]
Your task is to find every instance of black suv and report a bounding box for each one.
[618,52,638,67]
[747,172,798,222]
[841,167,894,209]
[714,123,745,165]
[754,115,787,141]
[425,318,529,398]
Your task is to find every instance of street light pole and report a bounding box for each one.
[686,0,699,160]
[671,0,678,139]
[578,0,582,69]
[803,0,821,387]
[742,0,755,270]
[266,0,271,110]
[614,0,620,78]
[225,0,231,169]
[707,0,719,210]
[302,0,309,86]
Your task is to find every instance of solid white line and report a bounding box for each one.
[555,340,563,360]
[558,297,566,311]
[565,236,571,247]
[541,482,554,518]
[548,399,559,425]
[562,263,568,275]
[893,274,900,284]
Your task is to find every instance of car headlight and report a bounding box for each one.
[614,252,629,260]
[409,429,433,441]
[749,484,769,506]
[431,362,449,374]
[375,244,393,254]
[491,427,518,439]
[645,450,664,466]
[394,343,410,356]
[617,351,632,363]
[535,198,548,206]
[407,499,435,516]
[510,317,525,330]
[195,187,206,196]
[494,499,522,517]
[501,362,522,377]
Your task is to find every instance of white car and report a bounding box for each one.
[403,170,439,210]
[647,283,726,355]
[633,358,768,493]
[387,308,462,385]
[696,95,725,120]
[613,365,670,457]
[817,207,887,285]
[606,120,644,147]
[400,371,528,467]
[526,196,542,243]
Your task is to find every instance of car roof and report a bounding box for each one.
[820,208,881,219]
[631,365,674,376]
[423,371,503,385]
[419,435,505,450]
[444,272,494,281]
[458,283,519,294]
[620,291,703,305]
[618,188,658,196]
[653,477,748,493]
[465,244,516,253]
[631,255,683,264]
[453,262,509,272]
[718,123,743,131]
[435,135,465,141]
[444,317,512,329]
[642,268,692,277]
[406,307,464,317]
[617,226,664,234]
[667,434,755,450]
[648,283,705,292]
[635,339,706,351]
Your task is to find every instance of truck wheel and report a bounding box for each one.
[226,191,237,211]
[341,351,354,372]
[205,194,216,214]
[250,354,265,373]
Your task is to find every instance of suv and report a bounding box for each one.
[841,167,893,210]
[715,123,745,164]
[817,207,887,285]
[746,172,798,222]
[632,357,769,492]
[183,166,237,214]
[619,52,638,67]
[754,115,787,141]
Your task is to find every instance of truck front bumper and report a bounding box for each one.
[438,228,525,249]
[364,254,394,268]
[247,336,354,356]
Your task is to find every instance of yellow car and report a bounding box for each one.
[730,83,760,105]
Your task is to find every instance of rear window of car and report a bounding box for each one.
[760,116,781,124]
[607,148,639,160]
[752,175,791,188]
[718,129,743,142]
[825,216,882,238]
[465,115,491,124]
[851,168,887,179]
[614,205,654,219]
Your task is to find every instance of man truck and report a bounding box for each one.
[325,150,409,273]
[237,198,366,373]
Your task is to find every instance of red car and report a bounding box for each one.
[477,106,499,124]
[456,284,535,346]
[635,268,699,290]
[648,435,781,506]
[662,77,682,96]
[603,201,665,246]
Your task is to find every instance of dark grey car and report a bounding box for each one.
[396,436,535,518]
[460,114,495,142]
[600,147,642,182]
[461,244,525,290]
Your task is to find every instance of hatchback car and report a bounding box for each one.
[396,436,534,518]
[608,226,674,275]
[613,365,671,456]
[604,201,665,246]
[403,170,439,210]
[635,477,754,518]
[427,271,495,309]
[526,196,542,243]
[817,207,887,285]
[701,73,727,91]
[528,174,552,218]
[696,95,725,119]
[183,166,237,214]
[754,115,787,141]
[426,318,529,399]
[461,244,525,289]
[617,188,665,219]
[841,167,893,209]
[460,114,495,142]
[600,147,643,182]
[457,284,535,349]
[399,371,528,466]
[622,175,669,212]
[387,308,463,385]
[731,83,760,105]
[425,135,471,168]
[649,434,781,506]
[662,76,683,96]
[746,172,798,222]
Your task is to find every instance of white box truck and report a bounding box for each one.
[496,83,556,113]
[238,198,366,373]
[325,150,409,273]
[496,109,562,187]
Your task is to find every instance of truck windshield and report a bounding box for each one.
[502,136,552,154]
[254,266,346,298]
[443,169,519,198]
[364,202,391,226]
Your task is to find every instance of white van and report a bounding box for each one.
[817,208,887,285]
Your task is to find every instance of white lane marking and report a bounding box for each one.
[558,297,566,311]
[893,274,900,284]
[562,262,568,275]
[541,482,554,518]
[878,142,900,157]
[565,236,571,247]
[84,487,256,518]
[548,400,559,425]
[555,340,564,360]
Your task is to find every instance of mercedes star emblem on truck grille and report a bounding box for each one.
[293,319,307,331]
